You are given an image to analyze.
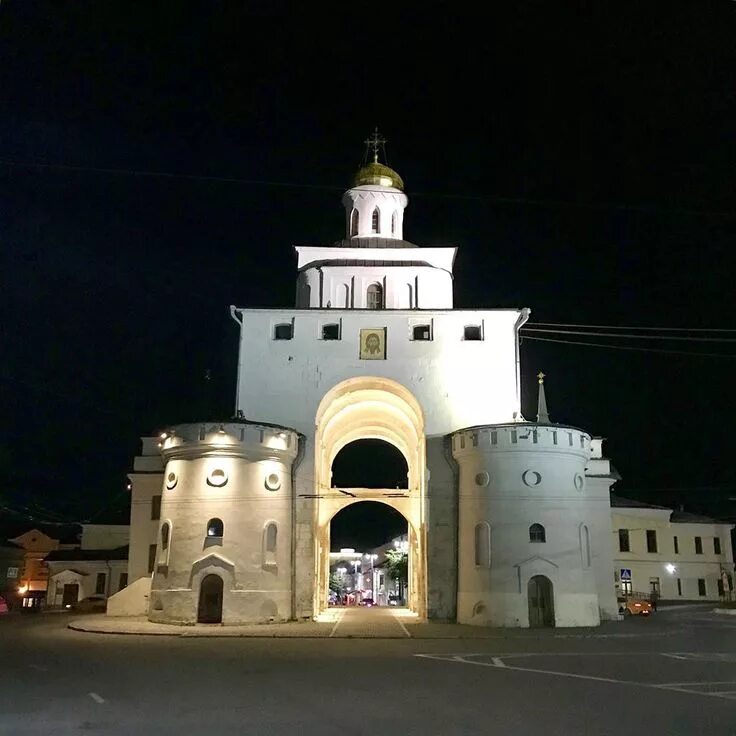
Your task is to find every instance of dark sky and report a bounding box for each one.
[1,3,735,526]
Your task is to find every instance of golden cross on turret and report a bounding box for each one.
[364,127,386,164]
[537,371,545,384]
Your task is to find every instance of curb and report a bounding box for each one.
[712,608,736,616]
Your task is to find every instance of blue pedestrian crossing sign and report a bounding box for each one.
[620,568,632,580]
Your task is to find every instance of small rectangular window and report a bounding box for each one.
[274,323,293,340]
[322,323,340,340]
[646,529,658,553]
[618,528,630,553]
[95,573,106,595]
[151,495,161,521]
[463,325,482,341]
[412,324,431,341]
[673,535,679,554]
[676,578,682,596]
[552,431,557,445]
[491,431,497,445]
[148,544,157,573]
[714,537,721,555]
[532,430,538,443]
[695,536,703,554]
[511,430,517,444]
[119,573,128,590]
[717,578,724,596]
[697,578,706,596]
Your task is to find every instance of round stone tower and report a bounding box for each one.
[149,420,299,625]
[452,420,607,628]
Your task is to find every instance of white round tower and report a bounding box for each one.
[452,421,608,628]
[341,130,408,241]
[149,420,299,625]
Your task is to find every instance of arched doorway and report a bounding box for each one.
[313,377,427,619]
[528,575,555,628]
[328,501,409,607]
[197,574,224,623]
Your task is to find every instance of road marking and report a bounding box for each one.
[394,614,411,638]
[415,654,736,701]
[88,692,105,704]
[329,609,345,638]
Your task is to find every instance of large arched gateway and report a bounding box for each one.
[313,377,427,618]
[121,141,623,630]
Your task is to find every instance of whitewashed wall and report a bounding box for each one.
[233,308,528,437]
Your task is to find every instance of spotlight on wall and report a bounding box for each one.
[665,564,676,574]
[160,432,168,439]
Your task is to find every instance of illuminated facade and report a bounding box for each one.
[118,135,655,627]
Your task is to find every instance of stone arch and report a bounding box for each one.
[313,377,426,618]
[188,552,236,590]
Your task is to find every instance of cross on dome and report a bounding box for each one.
[364,127,387,164]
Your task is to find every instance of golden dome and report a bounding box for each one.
[353,162,404,191]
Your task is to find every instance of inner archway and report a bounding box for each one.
[329,501,408,607]
[331,439,408,489]
[313,377,427,618]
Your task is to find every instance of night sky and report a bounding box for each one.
[1,3,735,531]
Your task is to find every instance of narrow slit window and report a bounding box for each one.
[412,324,431,341]
[464,325,482,341]
[350,209,359,236]
[371,207,380,233]
[474,522,491,567]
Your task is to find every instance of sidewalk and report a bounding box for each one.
[68,607,630,639]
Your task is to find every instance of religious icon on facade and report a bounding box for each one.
[359,328,386,359]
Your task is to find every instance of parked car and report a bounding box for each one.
[72,596,107,613]
[360,597,374,607]
[618,596,652,617]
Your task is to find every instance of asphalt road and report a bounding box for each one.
[1,606,735,736]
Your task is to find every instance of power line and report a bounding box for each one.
[2,157,734,217]
[529,321,736,333]
[522,335,736,358]
[522,327,736,343]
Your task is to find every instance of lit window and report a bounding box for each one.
[322,323,340,340]
[371,207,380,233]
[529,523,546,543]
[366,283,383,310]
[274,323,293,340]
[412,325,431,341]
[350,209,359,236]
[464,325,482,341]
[207,518,224,538]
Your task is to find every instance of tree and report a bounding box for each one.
[384,549,408,602]
[329,572,346,595]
